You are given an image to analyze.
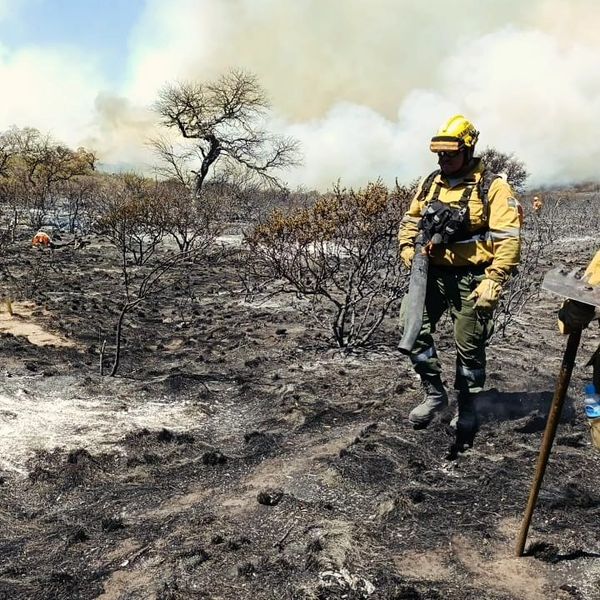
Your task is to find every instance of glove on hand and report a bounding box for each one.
[558,299,596,333]
[466,278,502,312]
[400,246,415,269]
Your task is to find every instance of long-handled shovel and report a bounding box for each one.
[516,266,600,557]
[515,328,581,556]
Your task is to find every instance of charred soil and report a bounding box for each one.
[0,235,599,600]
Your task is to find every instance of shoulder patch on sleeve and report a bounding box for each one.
[506,197,524,225]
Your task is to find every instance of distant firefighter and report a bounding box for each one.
[532,195,543,214]
[31,231,51,248]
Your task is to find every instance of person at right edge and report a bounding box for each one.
[558,251,600,450]
[398,114,522,451]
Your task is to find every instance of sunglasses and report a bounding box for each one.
[437,150,462,158]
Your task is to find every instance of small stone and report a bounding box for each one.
[237,561,257,577]
[202,450,227,465]
[257,488,284,506]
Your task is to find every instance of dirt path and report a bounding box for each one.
[0,301,76,348]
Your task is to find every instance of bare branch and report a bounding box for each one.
[153,69,300,196]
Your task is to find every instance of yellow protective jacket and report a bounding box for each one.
[584,250,600,286]
[398,159,521,285]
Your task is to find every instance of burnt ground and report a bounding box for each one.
[0,233,599,600]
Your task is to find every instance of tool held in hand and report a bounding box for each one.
[398,233,440,354]
[516,266,600,557]
[398,199,467,354]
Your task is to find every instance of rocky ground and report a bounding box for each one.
[0,229,599,600]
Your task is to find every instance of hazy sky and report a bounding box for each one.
[0,0,598,189]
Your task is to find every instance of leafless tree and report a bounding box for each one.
[55,175,100,234]
[95,173,167,268]
[0,127,96,230]
[152,70,301,196]
[492,233,544,339]
[160,179,222,252]
[490,191,600,338]
[0,129,20,179]
[480,147,529,193]
[107,249,194,377]
[91,171,219,376]
[246,181,414,348]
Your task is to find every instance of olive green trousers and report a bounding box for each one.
[406,265,494,395]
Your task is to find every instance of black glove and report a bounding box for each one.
[558,300,596,332]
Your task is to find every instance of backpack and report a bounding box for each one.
[416,168,501,226]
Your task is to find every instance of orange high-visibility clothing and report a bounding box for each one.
[32,232,51,247]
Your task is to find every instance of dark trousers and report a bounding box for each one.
[407,265,494,395]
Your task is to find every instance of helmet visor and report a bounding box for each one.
[430,136,464,153]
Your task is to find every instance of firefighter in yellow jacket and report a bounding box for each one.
[558,251,600,449]
[557,251,600,332]
[398,115,522,448]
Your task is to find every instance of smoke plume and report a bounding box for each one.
[4,0,600,189]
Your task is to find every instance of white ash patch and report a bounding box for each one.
[0,376,203,474]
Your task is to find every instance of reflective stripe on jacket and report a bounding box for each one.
[398,160,521,285]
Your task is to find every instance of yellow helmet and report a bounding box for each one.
[430,114,479,153]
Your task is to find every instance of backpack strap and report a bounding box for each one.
[477,169,501,224]
[418,167,501,225]
[417,169,441,202]
[457,184,474,209]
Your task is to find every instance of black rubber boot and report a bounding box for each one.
[450,391,479,454]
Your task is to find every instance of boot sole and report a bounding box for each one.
[408,405,448,429]
[410,420,432,430]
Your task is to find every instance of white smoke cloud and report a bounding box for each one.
[0,42,158,171]
[441,26,600,184]
[120,0,600,189]
[0,43,106,145]
[82,93,159,172]
[282,92,457,189]
[2,0,600,189]
[126,0,536,119]
[274,22,600,189]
